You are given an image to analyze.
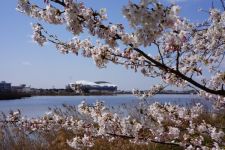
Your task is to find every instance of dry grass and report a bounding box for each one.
[0,125,183,150]
[0,108,224,150]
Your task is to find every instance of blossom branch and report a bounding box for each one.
[106,132,181,147]
[176,50,180,71]
[131,46,225,96]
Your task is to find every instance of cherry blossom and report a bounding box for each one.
[16,0,225,149]
[2,101,225,149]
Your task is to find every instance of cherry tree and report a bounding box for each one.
[15,0,225,149]
[16,0,225,99]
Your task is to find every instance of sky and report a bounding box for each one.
[0,0,223,90]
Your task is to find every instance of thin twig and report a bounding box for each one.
[220,0,225,10]
[154,42,164,65]
[176,50,180,71]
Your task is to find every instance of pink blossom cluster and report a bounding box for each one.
[132,84,164,99]
[17,0,225,100]
[2,101,225,149]
[17,0,64,24]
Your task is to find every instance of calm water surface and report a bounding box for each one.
[0,94,210,117]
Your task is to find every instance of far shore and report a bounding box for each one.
[0,91,197,100]
[0,92,31,100]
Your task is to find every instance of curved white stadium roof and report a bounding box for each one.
[71,80,117,87]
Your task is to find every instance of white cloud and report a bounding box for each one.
[21,61,32,66]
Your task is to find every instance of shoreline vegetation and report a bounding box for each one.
[0,89,197,100]
[0,92,31,100]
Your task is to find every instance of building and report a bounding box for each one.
[68,80,117,94]
[12,84,31,93]
[0,81,11,92]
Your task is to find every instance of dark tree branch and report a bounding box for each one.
[50,0,66,7]
[176,50,180,71]
[106,132,181,147]
[131,46,225,96]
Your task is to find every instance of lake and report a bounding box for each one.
[0,94,210,117]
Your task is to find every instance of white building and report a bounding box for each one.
[69,80,117,94]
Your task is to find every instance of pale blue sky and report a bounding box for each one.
[0,0,223,90]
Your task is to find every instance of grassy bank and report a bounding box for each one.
[0,103,224,150]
